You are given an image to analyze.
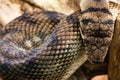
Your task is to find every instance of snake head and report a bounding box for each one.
[80,0,114,64]
[80,18,114,64]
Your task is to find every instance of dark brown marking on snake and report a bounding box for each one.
[81,7,112,15]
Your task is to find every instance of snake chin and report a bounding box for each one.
[87,46,108,64]
[84,36,110,64]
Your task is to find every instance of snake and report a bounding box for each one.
[0,0,120,80]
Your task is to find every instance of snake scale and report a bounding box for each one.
[0,0,120,80]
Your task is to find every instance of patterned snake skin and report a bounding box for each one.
[0,0,118,80]
[0,10,83,80]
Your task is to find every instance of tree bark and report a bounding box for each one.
[108,14,120,80]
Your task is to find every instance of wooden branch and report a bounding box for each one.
[108,14,120,80]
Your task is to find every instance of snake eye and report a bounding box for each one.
[81,19,94,25]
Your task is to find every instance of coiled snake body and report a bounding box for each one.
[0,10,83,80]
[0,0,120,80]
